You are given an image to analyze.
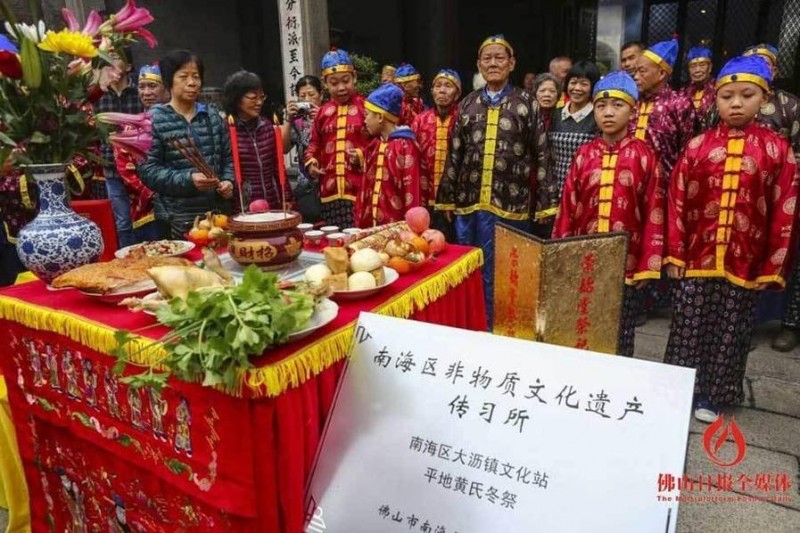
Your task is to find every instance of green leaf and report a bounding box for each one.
[0,130,16,147]
[29,131,50,144]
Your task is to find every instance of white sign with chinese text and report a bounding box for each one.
[277,0,307,99]
[305,313,696,533]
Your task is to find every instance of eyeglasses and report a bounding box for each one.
[243,92,266,103]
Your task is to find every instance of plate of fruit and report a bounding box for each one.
[379,207,448,274]
[187,212,230,248]
[304,247,399,300]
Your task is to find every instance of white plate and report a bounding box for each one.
[287,298,339,342]
[79,280,157,304]
[331,267,399,301]
[115,240,195,259]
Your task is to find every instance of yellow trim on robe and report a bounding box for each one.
[715,137,744,270]
[663,256,687,268]
[534,207,559,220]
[479,108,500,206]
[371,141,388,226]
[334,105,349,199]
[132,213,156,229]
[693,89,704,109]
[3,221,17,245]
[430,116,452,206]
[596,151,619,233]
[453,203,530,221]
[635,102,654,141]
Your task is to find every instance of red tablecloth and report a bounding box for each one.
[0,245,485,532]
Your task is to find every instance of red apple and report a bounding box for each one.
[249,199,269,213]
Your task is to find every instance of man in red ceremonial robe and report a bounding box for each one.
[631,38,696,180]
[681,46,716,132]
[305,49,370,228]
[358,84,421,228]
[411,69,461,239]
[632,38,696,316]
[395,63,426,126]
[553,70,664,357]
[664,55,799,423]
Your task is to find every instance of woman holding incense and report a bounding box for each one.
[140,49,234,238]
[223,70,294,213]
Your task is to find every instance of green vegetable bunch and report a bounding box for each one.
[113,266,315,391]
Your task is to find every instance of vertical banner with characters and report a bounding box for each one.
[493,224,628,354]
[277,0,308,99]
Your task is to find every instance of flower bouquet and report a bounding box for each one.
[0,0,159,283]
[0,0,157,166]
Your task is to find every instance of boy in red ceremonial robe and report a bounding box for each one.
[395,63,426,126]
[664,55,799,423]
[305,49,369,228]
[411,68,461,238]
[553,70,664,357]
[357,83,422,228]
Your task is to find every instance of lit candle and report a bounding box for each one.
[274,123,288,216]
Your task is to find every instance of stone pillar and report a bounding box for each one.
[276,0,329,99]
[300,0,329,77]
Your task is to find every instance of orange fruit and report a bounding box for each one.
[387,256,413,275]
[213,214,229,230]
[409,236,429,256]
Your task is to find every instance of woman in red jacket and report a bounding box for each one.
[222,70,293,212]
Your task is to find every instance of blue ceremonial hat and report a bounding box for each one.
[743,43,778,65]
[433,68,462,90]
[687,46,713,65]
[716,55,772,91]
[395,63,421,84]
[593,70,639,107]
[0,34,19,54]
[365,83,403,123]
[321,48,354,78]
[642,37,679,74]
[479,34,514,57]
[138,63,162,84]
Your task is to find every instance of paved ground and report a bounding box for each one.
[1,317,797,532]
[635,316,800,533]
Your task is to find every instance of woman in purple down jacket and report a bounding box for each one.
[222,70,293,212]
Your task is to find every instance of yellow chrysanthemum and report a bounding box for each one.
[37,29,98,58]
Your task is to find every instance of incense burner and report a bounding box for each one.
[227,210,304,270]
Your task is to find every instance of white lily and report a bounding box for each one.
[3,20,46,43]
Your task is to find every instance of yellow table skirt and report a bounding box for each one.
[0,375,31,533]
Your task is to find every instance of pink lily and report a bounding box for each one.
[101,1,157,47]
[61,8,103,37]
[113,1,154,32]
[96,111,152,130]
[67,58,92,77]
[109,128,153,163]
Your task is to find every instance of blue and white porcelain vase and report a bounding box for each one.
[16,164,104,285]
